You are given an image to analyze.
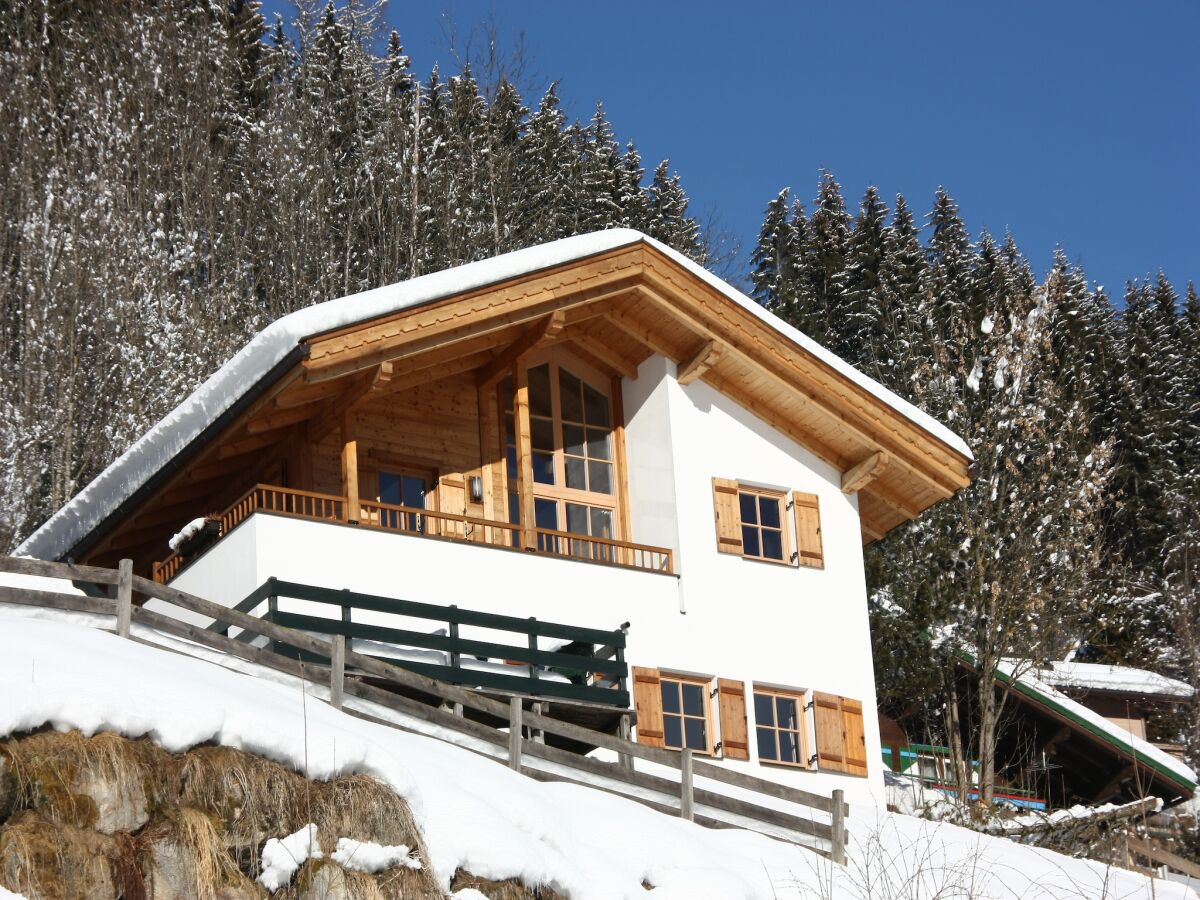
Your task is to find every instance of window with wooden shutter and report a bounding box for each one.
[792,491,824,569]
[712,478,743,554]
[752,686,809,767]
[632,666,665,748]
[716,679,750,760]
[813,692,868,777]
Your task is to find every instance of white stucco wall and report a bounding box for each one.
[623,355,885,805]
[166,350,887,805]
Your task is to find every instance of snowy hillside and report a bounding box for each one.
[0,606,1192,900]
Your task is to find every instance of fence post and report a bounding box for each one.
[680,749,694,821]
[617,714,634,771]
[831,788,847,865]
[330,635,346,710]
[116,559,133,639]
[528,618,539,683]
[448,606,461,671]
[508,697,523,771]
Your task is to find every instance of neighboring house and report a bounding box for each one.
[16,230,972,805]
[1030,660,1194,757]
[956,655,1197,809]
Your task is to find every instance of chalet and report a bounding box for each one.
[16,230,972,806]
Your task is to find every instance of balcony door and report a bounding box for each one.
[501,352,620,557]
[375,469,432,532]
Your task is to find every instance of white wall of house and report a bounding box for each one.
[164,350,886,805]
[623,354,885,805]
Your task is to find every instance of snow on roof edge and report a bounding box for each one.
[998,659,1197,790]
[1015,659,1195,700]
[17,229,970,562]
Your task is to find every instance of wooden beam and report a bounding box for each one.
[841,451,889,494]
[273,378,353,411]
[245,405,320,435]
[308,364,393,444]
[513,363,536,550]
[676,340,722,386]
[303,277,641,385]
[384,350,495,393]
[218,430,290,461]
[341,412,360,523]
[860,519,886,543]
[1092,764,1136,802]
[862,483,921,522]
[602,305,681,360]
[562,330,639,379]
[476,311,566,389]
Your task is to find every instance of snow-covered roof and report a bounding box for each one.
[998,659,1197,790]
[16,229,971,562]
[1028,660,1194,700]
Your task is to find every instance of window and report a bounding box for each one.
[500,354,621,554]
[660,675,713,753]
[754,688,808,767]
[739,488,787,562]
[712,478,824,568]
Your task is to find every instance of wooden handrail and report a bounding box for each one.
[0,555,847,858]
[155,484,675,583]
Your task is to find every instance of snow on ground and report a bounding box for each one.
[259,824,322,891]
[0,608,1190,900]
[16,229,970,564]
[331,837,422,874]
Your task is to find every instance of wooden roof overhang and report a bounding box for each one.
[77,241,970,571]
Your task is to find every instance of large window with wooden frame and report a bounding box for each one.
[712,478,825,568]
[501,354,621,556]
[753,686,809,767]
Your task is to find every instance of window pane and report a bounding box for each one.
[590,507,613,540]
[761,529,784,560]
[565,456,586,490]
[528,364,552,418]
[583,382,610,426]
[661,682,680,714]
[664,715,683,749]
[379,473,401,506]
[565,503,589,536]
[776,698,799,730]
[531,416,555,452]
[534,497,558,530]
[779,730,799,764]
[757,727,777,760]
[754,693,774,726]
[684,717,706,751]
[559,369,583,422]
[400,476,426,509]
[759,496,781,529]
[586,428,611,460]
[739,492,758,524]
[742,526,760,558]
[588,460,613,495]
[563,423,585,456]
[499,377,513,414]
[505,444,517,480]
[682,683,704,717]
[533,452,555,485]
[508,492,520,524]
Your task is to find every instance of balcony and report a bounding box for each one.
[153,484,674,585]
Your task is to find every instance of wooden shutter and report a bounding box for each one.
[792,491,824,569]
[813,691,847,772]
[632,666,665,748]
[712,478,743,554]
[842,698,868,777]
[716,679,750,760]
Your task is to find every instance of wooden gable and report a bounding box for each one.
[77,241,970,573]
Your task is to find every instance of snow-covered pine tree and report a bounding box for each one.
[645,160,703,259]
[750,190,793,313]
[802,171,852,349]
[842,186,890,373]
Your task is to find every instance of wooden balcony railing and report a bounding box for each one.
[154,484,675,583]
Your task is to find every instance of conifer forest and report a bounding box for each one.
[2,2,1197,790]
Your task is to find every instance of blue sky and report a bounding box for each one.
[267,1,1197,298]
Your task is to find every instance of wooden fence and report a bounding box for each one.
[228,577,631,709]
[0,556,846,862]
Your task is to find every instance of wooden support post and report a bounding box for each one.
[448,606,461,670]
[330,635,346,710]
[528,619,539,683]
[116,559,133,639]
[508,697,523,771]
[513,364,536,550]
[831,789,847,865]
[680,749,695,821]
[618,714,634,771]
[340,412,360,523]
